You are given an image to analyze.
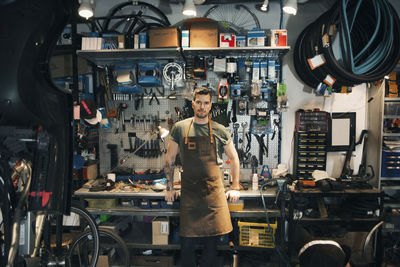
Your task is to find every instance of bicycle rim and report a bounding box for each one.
[102,1,170,34]
[203,4,261,34]
[0,175,12,267]
[54,203,100,267]
[68,228,129,267]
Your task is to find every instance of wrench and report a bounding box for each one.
[233,123,240,151]
[241,122,248,150]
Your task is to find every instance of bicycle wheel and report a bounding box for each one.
[44,201,100,267]
[102,1,170,34]
[0,175,12,267]
[0,162,17,267]
[68,227,130,267]
[203,4,261,34]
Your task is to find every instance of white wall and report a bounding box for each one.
[91,0,400,178]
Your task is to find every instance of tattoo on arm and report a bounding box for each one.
[164,161,175,191]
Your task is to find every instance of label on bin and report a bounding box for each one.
[249,231,259,245]
[161,222,169,234]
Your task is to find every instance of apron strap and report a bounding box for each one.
[208,118,214,144]
[184,118,214,144]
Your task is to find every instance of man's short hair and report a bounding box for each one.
[193,87,211,101]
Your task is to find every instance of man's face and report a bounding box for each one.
[192,94,212,119]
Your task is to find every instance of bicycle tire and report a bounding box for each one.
[58,202,100,267]
[0,175,12,267]
[203,4,260,34]
[68,227,129,267]
[102,1,170,34]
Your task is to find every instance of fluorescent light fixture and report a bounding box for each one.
[78,0,95,20]
[182,0,197,16]
[261,0,269,11]
[283,0,297,15]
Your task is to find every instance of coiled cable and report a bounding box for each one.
[294,0,400,94]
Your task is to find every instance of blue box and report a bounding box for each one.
[139,199,151,209]
[150,200,161,209]
[139,32,147,48]
[247,29,265,47]
[236,35,246,47]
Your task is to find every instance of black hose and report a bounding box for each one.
[293,0,400,94]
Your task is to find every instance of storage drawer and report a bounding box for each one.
[381,150,400,177]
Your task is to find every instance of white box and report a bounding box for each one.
[134,34,139,49]
[247,30,265,47]
[182,30,189,48]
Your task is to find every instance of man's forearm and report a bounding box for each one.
[230,157,240,190]
[164,161,175,191]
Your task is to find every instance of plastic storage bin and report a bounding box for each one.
[238,220,277,248]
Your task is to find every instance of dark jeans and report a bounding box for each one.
[180,235,219,267]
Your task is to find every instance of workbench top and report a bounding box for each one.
[74,187,278,198]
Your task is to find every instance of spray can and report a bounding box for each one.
[252,173,258,191]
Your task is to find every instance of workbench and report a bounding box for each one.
[74,186,287,253]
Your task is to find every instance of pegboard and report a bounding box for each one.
[99,92,280,175]
[98,55,282,175]
[99,94,186,175]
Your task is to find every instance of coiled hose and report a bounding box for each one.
[294,0,400,94]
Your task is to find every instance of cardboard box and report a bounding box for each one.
[83,163,98,180]
[132,255,174,267]
[190,22,218,47]
[118,35,125,49]
[270,29,287,47]
[149,27,179,48]
[50,55,90,78]
[152,217,169,245]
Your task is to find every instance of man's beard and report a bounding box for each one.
[195,110,208,119]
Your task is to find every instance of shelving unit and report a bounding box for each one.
[77,46,290,65]
[368,82,400,209]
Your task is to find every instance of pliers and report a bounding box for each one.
[149,92,160,105]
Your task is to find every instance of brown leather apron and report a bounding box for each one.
[179,119,232,237]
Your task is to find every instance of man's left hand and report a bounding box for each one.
[225,190,240,202]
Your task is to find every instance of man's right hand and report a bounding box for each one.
[165,189,178,202]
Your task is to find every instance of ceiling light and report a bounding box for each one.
[261,0,269,11]
[182,0,197,16]
[78,0,95,20]
[283,0,297,16]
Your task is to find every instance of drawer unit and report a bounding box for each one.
[381,150,400,177]
[295,110,329,132]
[294,131,328,179]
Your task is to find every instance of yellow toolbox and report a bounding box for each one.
[238,220,277,248]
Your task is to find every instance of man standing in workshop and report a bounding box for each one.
[164,87,241,267]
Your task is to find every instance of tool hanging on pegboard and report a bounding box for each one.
[163,62,183,91]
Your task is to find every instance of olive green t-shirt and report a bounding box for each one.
[170,117,232,166]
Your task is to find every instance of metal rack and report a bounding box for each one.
[77,46,290,65]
